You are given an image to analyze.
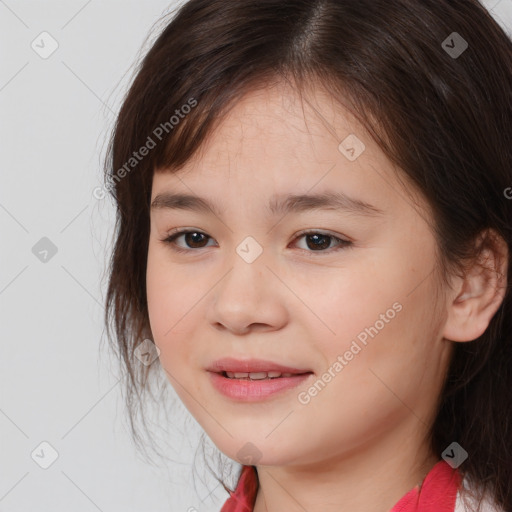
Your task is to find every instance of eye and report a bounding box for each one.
[293,229,352,253]
[160,228,353,254]
[161,229,215,253]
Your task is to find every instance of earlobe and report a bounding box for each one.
[442,230,508,343]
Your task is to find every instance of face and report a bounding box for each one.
[146,81,454,468]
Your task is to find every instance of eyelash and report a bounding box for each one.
[160,228,353,256]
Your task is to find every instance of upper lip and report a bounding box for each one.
[207,357,313,374]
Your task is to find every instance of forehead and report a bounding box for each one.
[152,82,426,222]
[176,82,363,170]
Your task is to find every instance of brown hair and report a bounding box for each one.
[102,0,512,507]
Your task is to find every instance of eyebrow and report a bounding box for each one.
[150,191,385,218]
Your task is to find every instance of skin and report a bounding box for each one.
[146,80,508,512]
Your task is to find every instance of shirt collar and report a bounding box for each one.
[220,460,461,512]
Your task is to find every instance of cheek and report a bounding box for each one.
[146,247,169,336]
[286,253,399,346]
[304,246,440,388]
[146,246,192,358]
[146,244,220,382]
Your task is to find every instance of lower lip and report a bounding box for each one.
[208,371,313,401]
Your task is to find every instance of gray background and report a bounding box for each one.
[1,1,511,511]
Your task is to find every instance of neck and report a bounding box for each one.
[253,419,439,512]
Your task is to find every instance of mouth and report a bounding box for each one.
[207,357,313,376]
[218,370,313,380]
[206,358,315,401]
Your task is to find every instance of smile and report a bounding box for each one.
[208,370,314,401]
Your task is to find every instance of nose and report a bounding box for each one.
[205,252,289,335]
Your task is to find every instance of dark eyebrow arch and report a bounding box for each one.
[150,191,385,218]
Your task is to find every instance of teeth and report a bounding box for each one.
[224,371,289,380]
[246,372,268,380]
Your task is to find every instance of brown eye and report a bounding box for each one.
[180,231,209,248]
[161,229,352,255]
[292,230,352,254]
[163,230,215,252]
[303,233,332,251]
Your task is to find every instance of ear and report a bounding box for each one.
[442,229,509,343]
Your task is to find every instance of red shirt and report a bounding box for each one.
[220,460,461,512]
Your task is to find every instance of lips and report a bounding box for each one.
[207,357,313,376]
[224,371,297,380]
[208,366,314,401]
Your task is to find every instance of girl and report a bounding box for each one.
[102,0,512,511]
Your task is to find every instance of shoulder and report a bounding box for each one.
[455,474,506,512]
